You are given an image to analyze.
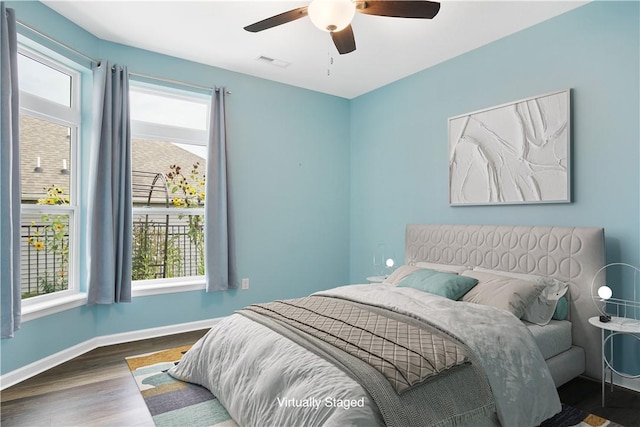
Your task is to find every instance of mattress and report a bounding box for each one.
[524,320,572,360]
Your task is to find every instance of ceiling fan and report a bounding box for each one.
[244,0,441,55]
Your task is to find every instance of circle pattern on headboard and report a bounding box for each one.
[406,224,598,286]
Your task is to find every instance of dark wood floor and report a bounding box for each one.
[557,377,640,426]
[1,330,639,426]
[1,330,208,427]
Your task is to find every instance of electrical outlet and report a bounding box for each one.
[241,278,249,290]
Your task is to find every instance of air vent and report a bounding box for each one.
[256,55,291,68]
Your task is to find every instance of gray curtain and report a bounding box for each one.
[0,3,21,338]
[205,88,236,291]
[87,61,132,304]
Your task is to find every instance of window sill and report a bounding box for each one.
[20,280,206,323]
[22,293,87,323]
[132,278,206,297]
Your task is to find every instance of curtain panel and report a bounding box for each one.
[205,88,237,291]
[87,61,133,304]
[0,3,21,338]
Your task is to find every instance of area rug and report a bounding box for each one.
[127,346,624,427]
[540,404,625,427]
[126,345,237,427]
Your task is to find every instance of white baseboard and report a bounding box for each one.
[0,318,219,391]
[614,376,640,393]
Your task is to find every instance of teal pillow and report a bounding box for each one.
[552,296,569,320]
[397,269,478,300]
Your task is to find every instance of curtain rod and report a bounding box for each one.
[17,19,98,65]
[128,71,230,94]
[16,19,230,94]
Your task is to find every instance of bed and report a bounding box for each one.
[169,224,605,427]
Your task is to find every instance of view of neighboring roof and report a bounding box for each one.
[20,115,206,203]
[20,115,71,202]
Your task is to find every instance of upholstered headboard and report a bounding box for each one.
[405,224,605,380]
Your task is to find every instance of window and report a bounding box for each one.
[19,47,80,302]
[129,82,210,285]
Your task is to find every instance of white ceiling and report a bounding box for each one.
[42,1,587,99]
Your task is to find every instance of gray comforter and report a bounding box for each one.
[240,296,494,427]
[169,284,561,426]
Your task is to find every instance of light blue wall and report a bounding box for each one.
[1,1,351,374]
[3,1,639,380]
[350,1,639,375]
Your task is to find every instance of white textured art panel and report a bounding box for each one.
[449,90,570,205]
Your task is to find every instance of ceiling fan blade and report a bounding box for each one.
[331,25,356,55]
[356,1,440,19]
[244,7,309,32]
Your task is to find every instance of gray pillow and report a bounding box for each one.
[460,270,545,319]
[383,265,422,285]
[413,262,468,274]
[385,263,466,285]
[472,267,569,325]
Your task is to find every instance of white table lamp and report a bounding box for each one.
[591,263,640,325]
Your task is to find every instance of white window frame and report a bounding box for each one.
[130,83,210,145]
[18,46,82,310]
[130,82,210,293]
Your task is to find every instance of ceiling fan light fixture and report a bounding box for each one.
[308,0,356,32]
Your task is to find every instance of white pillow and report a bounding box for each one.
[472,267,569,325]
[461,270,545,319]
[383,265,422,285]
[414,262,468,274]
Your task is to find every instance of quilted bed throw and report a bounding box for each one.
[239,294,495,427]
[243,296,469,394]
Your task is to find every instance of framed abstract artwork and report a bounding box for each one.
[448,89,571,206]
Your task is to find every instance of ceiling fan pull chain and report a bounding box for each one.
[327,37,334,76]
